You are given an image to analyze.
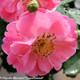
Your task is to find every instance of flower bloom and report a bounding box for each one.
[0,0,60,22]
[2,9,77,76]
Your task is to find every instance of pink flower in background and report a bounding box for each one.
[0,0,60,22]
[2,9,77,76]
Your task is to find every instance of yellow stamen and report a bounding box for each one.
[31,33,56,59]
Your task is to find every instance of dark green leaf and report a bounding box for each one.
[0,17,8,52]
[63,51,80,76]
[60,0,74,5]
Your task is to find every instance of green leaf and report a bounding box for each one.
[68,9,80,25]
[63,51,80,76]
[56,6,72,18]
[0,35,3,51]
[56,6,66,15]
[60,0,73,5]
[0,17,8,52]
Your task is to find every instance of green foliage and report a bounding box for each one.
[56,6,72,18]
[63,51,80,76]
[0,18,8,52]
[68,9,80,25]
[60,0,74,5]
[56,6,66,15]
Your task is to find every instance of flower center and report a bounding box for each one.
[32,33,56,59]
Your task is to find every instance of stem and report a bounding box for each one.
[49,74,54,80]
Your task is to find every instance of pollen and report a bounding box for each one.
[31,33,56,59]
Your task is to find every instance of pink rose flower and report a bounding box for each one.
[0,0,60,22]
[2,9,77,76]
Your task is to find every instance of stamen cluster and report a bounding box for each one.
[32,33,56,59]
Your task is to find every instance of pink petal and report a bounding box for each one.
[0,7,17,22]
[5,21,23,41]
[49,51,62,70]
[54,37,77,62]
[10,52,36,74]
[27,63,46,77]
[63,16,77,38]
[7,52,17,65]
[0,0,6,8]
[38,0,60,10]
[10,42,30,55]
[49,11,71,36]
[16,10,52,37]
[38,56,53,73]
[2,37,13,54]
[5,0,19,13]
[10,38,36,55]
[6,3,15,13]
